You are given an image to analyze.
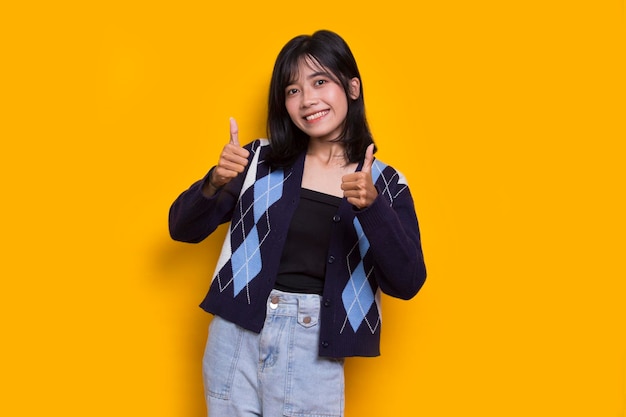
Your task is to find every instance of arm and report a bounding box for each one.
[168,118,251,243]
[342,146,426,298]
[168,167,243,243]
[355,178,427,300]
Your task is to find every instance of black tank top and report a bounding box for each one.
[274,188,342,294]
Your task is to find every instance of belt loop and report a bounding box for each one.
[297,294,310,315]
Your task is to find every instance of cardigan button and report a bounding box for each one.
[327,256,335,264]
[332,214,341,222]
[324,299,331,307]
[321,341,329,348]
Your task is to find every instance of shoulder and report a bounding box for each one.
[240,139,273,163]
[370,158,413,207]
[243,138,271,152]
[371,158,409,187]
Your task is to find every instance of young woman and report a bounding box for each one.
[169,29,427,417]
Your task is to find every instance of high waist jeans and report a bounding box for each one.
[203,289,345,417]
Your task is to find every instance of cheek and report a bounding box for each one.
[330,88,349,109]
[333,94,349,116]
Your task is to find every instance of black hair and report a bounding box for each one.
[266,30,375,168]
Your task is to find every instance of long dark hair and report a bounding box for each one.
[266,30,375,168]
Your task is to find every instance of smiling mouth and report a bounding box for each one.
[304,110,329,121]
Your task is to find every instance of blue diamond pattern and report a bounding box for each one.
[230,168,284,297]
[253,170,284,222]
[342,218,375,332]
[231,224,262,296]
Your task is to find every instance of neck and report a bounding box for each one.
[307,140,348,167]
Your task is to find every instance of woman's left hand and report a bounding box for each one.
[341,144,378,209]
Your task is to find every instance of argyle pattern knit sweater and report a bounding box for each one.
[169,139,426,358]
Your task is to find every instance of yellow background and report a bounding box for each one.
[2,1,625,416]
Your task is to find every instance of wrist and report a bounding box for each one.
[208,174,222,189]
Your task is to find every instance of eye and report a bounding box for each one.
[286,87,299,96]
[314,79,327,86]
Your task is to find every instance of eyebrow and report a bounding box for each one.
[287,71,334,86]
[307,71,332,79]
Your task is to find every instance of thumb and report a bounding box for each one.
[361,143,374,174]
[229,117,240,146]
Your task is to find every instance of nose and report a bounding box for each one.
[300,87,318,108]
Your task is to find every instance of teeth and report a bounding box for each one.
[305,111,328,121]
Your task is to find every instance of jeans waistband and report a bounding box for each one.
[266,289,321,320]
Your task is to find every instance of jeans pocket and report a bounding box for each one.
[297,312,319,328]
[284,355,345,417]
[203,316,243,400]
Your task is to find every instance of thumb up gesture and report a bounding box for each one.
[341,143,378,209]
[209,118,250,190]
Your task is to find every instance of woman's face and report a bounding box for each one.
[284,59,360,143]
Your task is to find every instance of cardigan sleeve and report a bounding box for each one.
[168,141,256,243]
[355,178,427,299]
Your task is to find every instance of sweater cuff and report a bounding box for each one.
[353,190,391,231]
[198,166,223,196]
[183,167,221,209]
[203,166,216,185]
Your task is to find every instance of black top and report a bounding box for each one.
[275,188,342,294]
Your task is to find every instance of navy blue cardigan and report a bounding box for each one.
[169,139,426,357]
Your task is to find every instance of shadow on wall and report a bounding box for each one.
[151,225,228,416]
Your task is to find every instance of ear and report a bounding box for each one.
[348,77,361,100]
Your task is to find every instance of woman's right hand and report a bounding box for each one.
[208,118,250,190]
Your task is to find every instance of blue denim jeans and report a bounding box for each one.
[203,290,345,417]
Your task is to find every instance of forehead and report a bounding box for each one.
[287,56,334,84]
